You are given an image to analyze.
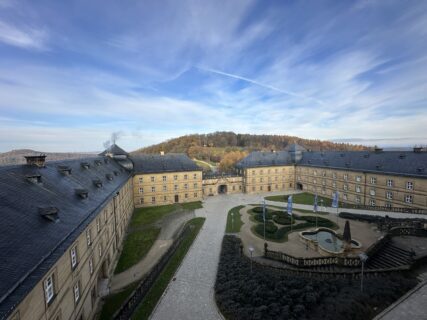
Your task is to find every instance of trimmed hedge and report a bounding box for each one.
[215,236,418,320]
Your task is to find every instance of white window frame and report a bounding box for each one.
[163,185,167,192]
[70,246,78,269]
[369,199,376,206]
[355,196,361,204]
[356,185,361,193]
[96,219,100,233]
[386,191,393,200]
[406,181,413,190]
[370,177,376,184]
[139,187,143,194]
[151,196,156,204]
[387,179,393,187]
[356,176,361,182]
[98,244,102,257]
[73,282,80,303]
[86,230,91,246]
[44,274,55,304]
[162,176,167,182]
[344,174,348,181]
[151,176,155,182]
[405,195,413,203]
[89,257,93,275]
[370,189,376,196]
[193,173,197,179]
[151,186,155,192]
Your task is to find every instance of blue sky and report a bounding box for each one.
[0,0,426,152]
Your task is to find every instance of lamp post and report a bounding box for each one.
[249,246,254,273]
[231,212,234,232]
[359,253,368,293]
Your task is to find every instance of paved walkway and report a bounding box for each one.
[149,191,427,320]
[150,194,254,320]
[110,211,195,293]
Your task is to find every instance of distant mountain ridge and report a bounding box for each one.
[133,132,368,163]
[0,149,97,166]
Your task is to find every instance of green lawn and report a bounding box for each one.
[265,192,333,207]
[131,217,205,320]
[114,227,161,274]
[98,282,139,320]
[130,201,203,228]
[225,205,245,233]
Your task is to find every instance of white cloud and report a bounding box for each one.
[0,20,48,50]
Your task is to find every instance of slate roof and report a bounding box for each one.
[284,143,307,152]
[298,151,427,178]
[0,157,131,319]
[99,143,129,156]
[235,151,293,169]
[237,149,427,178]
[131,154,201,174]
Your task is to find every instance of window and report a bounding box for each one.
[151,196,156,204]
[140,198,144,204]
[98,244,102,257]
[356,185,361,193]
[344,174,348,181]
[184,183,188,190]
[387,179,393,187]
[260,177,263,182]
[70,246,78,269]
[332,182,336,188]
[369,199,376,206]
[252,186,255,191]
[44,274,55,304]
[86,230,91,246]
[151,186,155,192]
[162,176,167,182]
[356,176,361,182]
[163,196,167,201]
[385,202,392,208]
[313,179,316,184]
[194,183,197,188]
[73,282,80,303]
[151,176,155,182]
[355,196,361,204]
[314,170,317,176]
[163,185,167,192]
[386,191,393,200]
[343,184,348,191]
[174,175,178,180]
[193,173,197,179]
[252,170,255,175]
[260,186,263,191]
[322,171,326,177]
[139,187,143,194]
[370,189,376,196]
[343,193,348,200]
[333,173,337,179]
[406,181,413,190]
[97,219,100,233]
[184,174,188,180]
[139,177,143,183]
[405,195,413,203]
[174,185,178,191]
[194,192,198,197]
[370,177,376,184]
[89,257,93,275]
[185,193,188,198]
[322,180,326,186]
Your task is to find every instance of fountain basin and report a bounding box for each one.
[299,228,362,256]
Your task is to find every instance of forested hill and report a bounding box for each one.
[133,132,368,162]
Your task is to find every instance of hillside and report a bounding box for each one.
[0,149,97,166]
[133,131,367,160]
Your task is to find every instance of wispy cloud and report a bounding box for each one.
[0,20,48,50]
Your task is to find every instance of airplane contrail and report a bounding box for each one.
[198,66,325,106]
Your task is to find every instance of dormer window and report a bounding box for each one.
[58,165,72,175]
[417,167,425,173]
[106,174,114,181]
[26,174,42,184]
[94,160,102,166]
[81,162,91,169]
[114,171,119,176]
[363,154,370,158]
[104,158,109,164]
[93,179,103,188]
[70,246,78,269]
[399,154,406,159]
[39,207,59,222]
[75,189,89,199]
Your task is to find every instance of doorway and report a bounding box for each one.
[174,195,179,203]
[296,183,303,190]
[218,185,227,194]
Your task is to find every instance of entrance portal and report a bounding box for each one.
[218,185,227,194]
[296,183,303,190]
[174,195,179,203]
[267,185,271,192]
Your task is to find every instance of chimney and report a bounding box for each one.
[160,151,165,156]
[24,155,46,167]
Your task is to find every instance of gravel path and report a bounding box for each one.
[150,194,252,320]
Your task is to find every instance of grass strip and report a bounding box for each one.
[225,205,245,233]
[114,227,161,274]
[131,217,205,320]
[130,201,203,227]
[98,282,139,320]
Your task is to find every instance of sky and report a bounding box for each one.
[0,0,426,152]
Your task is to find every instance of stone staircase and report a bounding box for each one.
[367,241,413,269]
